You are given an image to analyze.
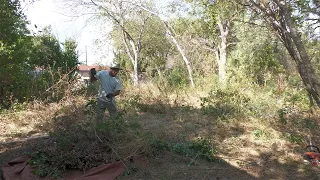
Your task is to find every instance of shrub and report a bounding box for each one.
[200,88,250,119]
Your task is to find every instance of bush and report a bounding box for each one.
[166,68,188,88]
[151,137,217,163]
[200,88,250,119]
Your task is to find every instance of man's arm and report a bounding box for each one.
[89,68,97,82]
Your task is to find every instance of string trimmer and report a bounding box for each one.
[304,138,320,166]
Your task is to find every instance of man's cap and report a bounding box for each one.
[109,62,122,70]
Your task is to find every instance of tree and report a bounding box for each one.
[240,0,320,107]
[0,0,29,43]
[0,0,31,109]
[29,27,78,73]
[110,15,172,80]
[62,39,79,73]
[186,0,242,85]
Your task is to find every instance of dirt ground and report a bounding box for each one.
[2,120,320,180]
[1,101,320,180]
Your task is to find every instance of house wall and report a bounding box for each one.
[80,71,90,79]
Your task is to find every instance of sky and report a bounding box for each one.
[20,0,113,65]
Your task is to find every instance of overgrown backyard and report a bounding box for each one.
[2,1,320,179]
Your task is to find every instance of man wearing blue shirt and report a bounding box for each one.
[89,62,122,121]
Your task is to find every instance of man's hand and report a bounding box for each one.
[106,93,114,98]
[89,68,97,82]
[90,68,96,76]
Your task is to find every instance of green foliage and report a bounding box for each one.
[29,27,78,73]
[27,151,62,179]
[121,95,142,113]
[110,15,171,81]
[200,88,250,119]
[151,139,170,151]
[96,113,128,133]
[283,88,310,109]
[283,133,304,144]
[29,126,113,178]
[0,24,79,109]
[166,68,188,88]
[0,0,33,109]
[252,128,271,140]
[10,100,28,111]
[151,137,217,164]
[278,107,290,124]
[172,137,217,163]
[230,30,285,86]
[84,98,97,119]
[26,106,142,179]
[84,82,99,96]
[250,42,283,85]
[0,0,29,43]
[302,118,318,130]
[306,39,320,76]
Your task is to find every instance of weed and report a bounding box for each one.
[166,68,188,88]
[121,162,138,177]
[172,143,186,155]
[278,108,290,124]
[10,100,28,111]
[252,128,271,140]
[303,118,318,130]
[151,139,170,151]
[282,133,304,144]
[121,95,142,112]
[153,137,217,164]
[187,137,217,162]
[84,98,97,116]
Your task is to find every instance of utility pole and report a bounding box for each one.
[85,46,88,65]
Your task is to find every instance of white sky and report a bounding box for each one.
[21,0,113,65]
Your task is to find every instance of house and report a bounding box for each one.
[77,65,108,84]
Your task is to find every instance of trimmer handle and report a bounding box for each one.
[306,145,320,153]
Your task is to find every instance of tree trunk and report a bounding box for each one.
[164,22,195,87]
[216,17,229,85]
[122,30,139,86]
[282,8,320,106]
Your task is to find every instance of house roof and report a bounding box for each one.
[78,65,101,71]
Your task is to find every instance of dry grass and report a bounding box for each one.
[1,80,320,179]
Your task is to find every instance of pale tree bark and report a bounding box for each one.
[134,5,195,87]
[216,16,230,85]
[190,17,230,85]
[121,18,146,86]
[244,0,320,107]
[163,21,195,87]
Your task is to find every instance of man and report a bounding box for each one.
[89,62,122,122]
